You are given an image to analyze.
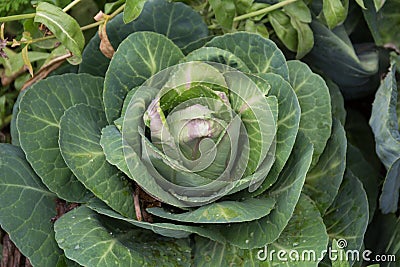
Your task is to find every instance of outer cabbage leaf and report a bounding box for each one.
[100,125,131,176]
[184,47,250,72]
[17,74,103,202]
[208,132,313,249]
[87,198,226,242]
[147,198,276,224]
[304,119,346,215]
[323,171,369,265]
[55,206,192,267]
[193,194,328,267]
[327,78,346,125]
[206,32,289,80]
[79,0,208,76]
[59,104,135,218]
[10,89,26,147]
[0,144,65,266]
[287,60,332,167]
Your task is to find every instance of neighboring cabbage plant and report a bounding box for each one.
[370,55,400,214]
[0,1,370,266]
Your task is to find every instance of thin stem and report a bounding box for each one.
[110,3,126,17]
[80,21,102,31]
[6,35,55,46]
[233,0,298,22]
[0,13,36,23]
[0,23,4,40]
[80,3,125,31]
[63,0,81,12]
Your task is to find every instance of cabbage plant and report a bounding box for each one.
[370,56,400,214]
[0,1,370,266]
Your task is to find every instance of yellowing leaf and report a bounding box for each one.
[22,44,33,77]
